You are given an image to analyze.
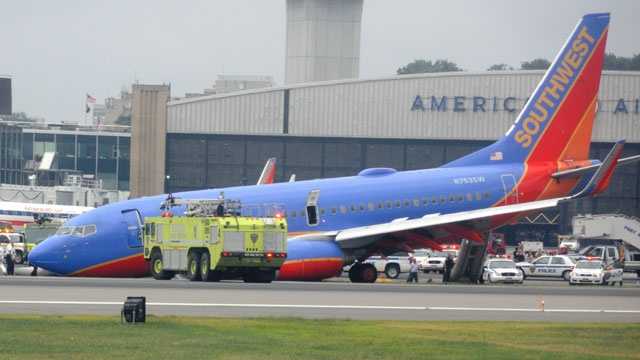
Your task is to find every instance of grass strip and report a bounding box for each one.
[0,315,638,359]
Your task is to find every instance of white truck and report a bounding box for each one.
[363,252,413,279]
[519,241,544,254]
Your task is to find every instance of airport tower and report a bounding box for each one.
[285,0,363,84]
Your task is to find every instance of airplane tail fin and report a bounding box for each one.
[445,13,610,168]
[257,157,277,185]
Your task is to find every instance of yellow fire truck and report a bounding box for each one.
[143,197,287,283]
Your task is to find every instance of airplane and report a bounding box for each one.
[28,13,639,281]
[0,201,92,226]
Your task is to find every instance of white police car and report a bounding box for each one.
[518,255,575,280]
[569,260,624,286]
[481,258,524,284]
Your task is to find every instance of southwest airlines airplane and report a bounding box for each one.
[28,13,639,282]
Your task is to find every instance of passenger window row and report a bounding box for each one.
[285,192,491,218]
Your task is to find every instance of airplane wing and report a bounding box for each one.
[298,141,627,253]
[334,197,568,249]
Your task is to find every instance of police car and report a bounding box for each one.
[518,255,576,280]
[481,258,524,284]
[569,260,624,286]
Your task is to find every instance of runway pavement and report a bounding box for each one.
[1,276,639,322]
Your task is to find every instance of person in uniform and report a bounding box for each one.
[443,254,455,284]
[4,243,15,275]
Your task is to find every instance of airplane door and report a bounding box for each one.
[122,209,143,248]
[306,189,320,226]
[500,174,519,205]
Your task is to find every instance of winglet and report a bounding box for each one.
[574,140,625,197]
[257,157,277,185]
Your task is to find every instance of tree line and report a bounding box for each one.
[397,53,640,74]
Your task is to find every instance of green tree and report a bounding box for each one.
[604,53,640,71]
[487,64,514,71]
[397,59,462,75]
[520,58,551,70]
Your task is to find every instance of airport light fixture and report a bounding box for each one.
[121,296,146,324]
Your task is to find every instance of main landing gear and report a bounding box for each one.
[348,263,378,283]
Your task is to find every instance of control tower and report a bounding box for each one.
[285,0,363,84]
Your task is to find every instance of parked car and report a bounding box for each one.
[517,255,576,280]
[481,258,524,284]
[419,249,458,273]
[569,260,624,286]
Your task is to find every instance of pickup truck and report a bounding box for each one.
[363,253,413,279]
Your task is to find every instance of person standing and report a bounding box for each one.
[443,254,455,284]
[4,243,15,275]
[406,258,419,283]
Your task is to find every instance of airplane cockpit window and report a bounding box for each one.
[72,227,84,237]
[56,225,98,237]
[56,226,74,236]
[84,225,97,237]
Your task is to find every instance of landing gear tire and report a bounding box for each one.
[384,264,400,279]
[348,264,362,282]
[562,271,571,281]
[348,263,377,283]
[187,252,201,282]
[150,251,173,280]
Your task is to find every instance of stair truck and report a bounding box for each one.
[143,197,287,283]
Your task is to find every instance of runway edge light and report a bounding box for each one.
[121,296,146,324]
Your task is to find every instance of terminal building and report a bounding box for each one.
[129,70,640,244]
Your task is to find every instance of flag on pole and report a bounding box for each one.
[86,94,96,113]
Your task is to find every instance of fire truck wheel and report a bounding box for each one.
[200,252,211,281]
[150,251,173,280]
[187,252,202,281]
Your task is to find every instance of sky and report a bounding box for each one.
[2,0,638,123]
